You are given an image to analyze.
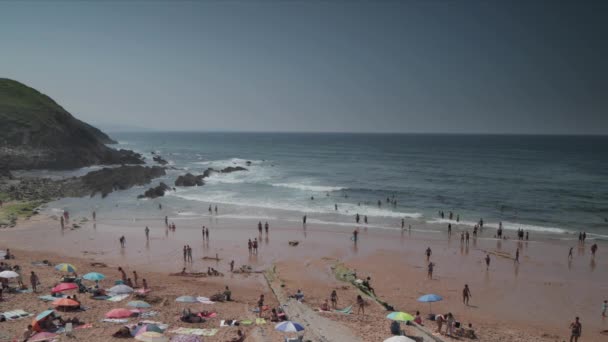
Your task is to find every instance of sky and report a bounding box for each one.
[1,1,606,134]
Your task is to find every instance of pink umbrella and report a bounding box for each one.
[105,308,134,318]
[51,282,78,293]
[29,332,58,342]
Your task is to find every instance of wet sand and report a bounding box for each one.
[1,212,607,341]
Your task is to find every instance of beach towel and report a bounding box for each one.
[107,294,129,302]
[1,309,33,320]
[140,311,159,318]
[92,295,111,300]
[255,318,267,325]
[334,306,352,314]
[168,328,217,336]
[16,288,33,293]
[39,294,67,301]
[196,296,214,304]
[135,288,151,294]
[139,320,169,330]
[220,320,237,327]
[239,319,253,326]
[101,318,129,323]
[75,323,94,330]
[197,312,217,318]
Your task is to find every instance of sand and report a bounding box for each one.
[0,212,606,341]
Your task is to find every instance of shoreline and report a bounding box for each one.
[2,212,607,341]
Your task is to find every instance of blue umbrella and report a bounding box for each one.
[417,294,443,313]
[275,321,305,332]
[83,272,105,282]
[175,296,198,303]
[35,309,55,321]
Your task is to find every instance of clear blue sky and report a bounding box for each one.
[1,1,606,134]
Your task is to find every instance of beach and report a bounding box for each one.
[1,210,606,341]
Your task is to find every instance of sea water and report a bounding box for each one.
[39,133,608,238]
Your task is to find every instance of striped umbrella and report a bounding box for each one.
[54,263,77,273]
[275,321,305,332]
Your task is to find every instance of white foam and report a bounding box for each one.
[426,218,567,234]
[271,183,345,192]
[193,158,263,168]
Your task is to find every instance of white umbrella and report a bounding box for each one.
[384,337,416,342]
[109,284,134,295]
[0,270,19,278]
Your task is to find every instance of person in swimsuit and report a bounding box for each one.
[462,284,472,305]
[426,247,432,261]
[356,295,365,315]
[330,290,338,309]
[569,316,582,342]
[485,254,491,270]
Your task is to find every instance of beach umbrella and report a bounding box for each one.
[54,263,77,273]
[175,296,198,303]
[128,300,152,308]
[417,294,443,313]
[383,336,415,342]
[135,331,169,342]
[34,309,55,322]
[275,321,305,333]
[170,335,202,342]
[52,298,80,307]
[386,311,414,322]
[51,282,78,293]
[109,284,134,295]
[83,272,105,282]
[105,308,134,318]
[29,332,58,342]
[0,270,19,278]
[133,324,164,336]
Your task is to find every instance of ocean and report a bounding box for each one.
[37,133,608,238]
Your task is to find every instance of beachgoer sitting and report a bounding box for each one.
[390,320,403,335]
[113,326,131,338]
[270,308,280,322]
[414,311,424,326]
[320,299,330,311]
[227,329,245,342]
[292,289,304,301]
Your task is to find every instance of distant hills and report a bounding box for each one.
[0,78,143,170]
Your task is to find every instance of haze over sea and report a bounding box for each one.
[35,133,608,239]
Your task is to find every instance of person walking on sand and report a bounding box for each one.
[569,247,574,260]
[165,216,168,226]
[257,294,265,317]
[183,246,187,262]
[463,284,472,305]
[145,226,149,240]
[353,229,358,243]
[602,300,607,317]
[485,254,491,270]
[569,316,582,342]
[118,267,127,283]
[591,243,598,257]
[205,228,209,240]
[258,222,262,234]
[230,260,235,272]
[248,239,252,254]
[133,271,139,288]
[330,290,338,309]
[265,221,269,234]
[465,231,470,245]
[356,295,365,315]
[356,213,360,224]
[448,223,452,236]
[30,271,39,293]
[60,216,64,229]
[427,262,435,279]
[214,205,218,214]
[426,247,432,261]
[142,278,148,290]
[515,247,520,263]
[119,236,126,248]
[202,226,205,240]
[401,218,405,230]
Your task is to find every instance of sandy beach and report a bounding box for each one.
[1,209,606,342]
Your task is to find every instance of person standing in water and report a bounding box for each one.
[202,226,206,240]
[335,204,338,211]
[463,284,472,305]
[214,205,218,214]
[119,236,126,248]
[364,215,368,224]
[485,254,491,270]
[303,215,307,224]
[448,224,452,236]
[92,210,96,221]
[426,247,432,261]
[145,226,150,240]
[401,218,405,230]
[568,247,573,259]
[258,222,262,234]
[265,221,269,234]
[353,229,358,243]
[515,248,520,263]
[591,243,598,257]
[356,213,360,223]
[208,205,212,214]
[205,228,209,240]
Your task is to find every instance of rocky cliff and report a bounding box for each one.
[0,78,143,170]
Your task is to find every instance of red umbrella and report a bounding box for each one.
[51,282,78,293]
[105,308,134,318]
[52,298,79,307]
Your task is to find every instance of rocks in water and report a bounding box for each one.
[175,173,205,186]
[138,182,171,199]
[174,166,247,187]
[152,155,168,165]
